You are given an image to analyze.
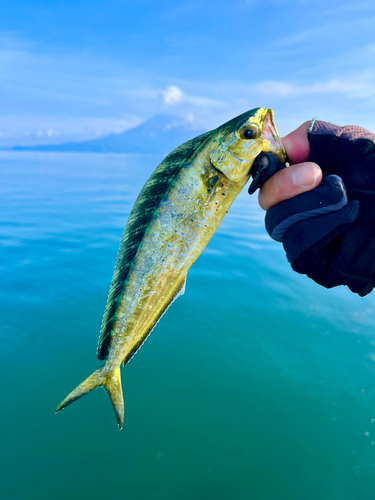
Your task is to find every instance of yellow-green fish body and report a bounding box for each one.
[56,108,285,428]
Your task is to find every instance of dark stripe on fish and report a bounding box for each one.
[97,131,210,360]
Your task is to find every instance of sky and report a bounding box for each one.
[1,0,375,146]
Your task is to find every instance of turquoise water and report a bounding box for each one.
[2,151,375,499]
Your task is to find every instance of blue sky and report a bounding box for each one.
[1,0,375,146]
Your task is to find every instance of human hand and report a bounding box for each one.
[256,119,375,296]
[258,122,322,211]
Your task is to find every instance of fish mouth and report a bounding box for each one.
[261,111,286,163]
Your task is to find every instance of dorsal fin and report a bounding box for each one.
[97,130,211,360]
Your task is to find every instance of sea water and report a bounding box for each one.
[1,151,375,499]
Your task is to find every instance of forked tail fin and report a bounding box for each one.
[56,365,124,429]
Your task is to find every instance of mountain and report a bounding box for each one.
[12,115,206,155]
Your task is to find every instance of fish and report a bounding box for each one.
[56,107,286,428]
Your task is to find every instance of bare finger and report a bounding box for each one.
[258,162,322,211]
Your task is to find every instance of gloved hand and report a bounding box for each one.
[261,120,375,296]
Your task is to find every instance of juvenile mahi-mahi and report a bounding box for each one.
[56,108,286,428]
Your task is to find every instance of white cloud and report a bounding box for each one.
[36,128,60,138]
[162,85,184,105]
[255,75,375,98]
[161,84,227,109]
[276,15,375,48]
[0,115,143,146]
[1,30,375,147]
[184,94,227,108]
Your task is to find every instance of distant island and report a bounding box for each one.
[12,115,206,155]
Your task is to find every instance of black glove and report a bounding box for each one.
[264,120,375,296]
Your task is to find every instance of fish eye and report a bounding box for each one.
[241,124,259,140]
[244,129,254,139]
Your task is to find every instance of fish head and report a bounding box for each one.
[209,108,286,183]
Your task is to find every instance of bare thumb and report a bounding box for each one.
[258,162,322,211]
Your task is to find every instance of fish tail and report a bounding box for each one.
[55,365,124,429]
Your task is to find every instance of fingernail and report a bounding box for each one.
[291,163,319,188]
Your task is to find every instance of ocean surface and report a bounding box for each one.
[1,151,375,500]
